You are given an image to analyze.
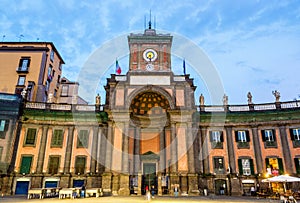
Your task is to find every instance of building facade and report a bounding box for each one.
[0,28,300,196]
[0,42,65,103]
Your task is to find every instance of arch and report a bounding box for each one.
[126,85,175,110]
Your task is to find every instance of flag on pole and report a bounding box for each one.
[183,59,186,75]
[116,59,121,75]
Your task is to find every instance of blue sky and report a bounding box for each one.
[1,0,300,104]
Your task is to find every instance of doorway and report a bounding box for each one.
[142,163,157,195]
[215,179,227,195]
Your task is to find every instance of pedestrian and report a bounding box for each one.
[250,186,255,196]
[81,185,86,198]
[150,185,155,198]
[174,184,179,197]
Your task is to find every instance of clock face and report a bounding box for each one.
[146,64,154,71]
[143,49,157,62]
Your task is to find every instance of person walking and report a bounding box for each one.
[150,185,155,198]
[174,184,179,197]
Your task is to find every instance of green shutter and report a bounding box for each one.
[20,156,32,174]
[290,129,295,141]
[209,131,213,142]
[278,158,284,174]
[238,159,243,175]
[246,131,250,142]
[220,132,224,142]
[265,158,270,169]
[262,130,266,141]
[294,158,300,174]
[235,131,239,142]
[249,159,254,175]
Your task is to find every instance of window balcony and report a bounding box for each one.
[292,140,300,148]
[211,142,223,149]
[237,142,250,149]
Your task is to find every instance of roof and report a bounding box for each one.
[0,42,65,64]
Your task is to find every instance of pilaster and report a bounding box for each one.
[36,125,48,174]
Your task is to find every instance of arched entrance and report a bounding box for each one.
[129,90,171,195]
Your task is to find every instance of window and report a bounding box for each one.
[17,76,26,86]
[25,128,37,146]
[61,85,68,96]
[290,128,300,141]
[51,129,64,147]
[50,50,54,61]
[20,156,33,174]
[0,120,9,139]
[235,130,250,142]
[214,157,224,173]
[238,158,254,176]
[210,131,223,142]
[77,130,89,148]
[75,156,86,174]
[290,128,300,148]
[47,65,53,82]
[264,130,275,142]
[262,130,277,147]
[48,156,60,174]
[294,158,300,174]
[266,157,283,175]
[210,131,223,149]
[18,57,30,71]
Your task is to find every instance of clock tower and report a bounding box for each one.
[103,23,198,196]
[128,25,172,72]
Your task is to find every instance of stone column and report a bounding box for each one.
[102,122,113,195]
[279,126,293,174]
[134,127,141,174]
[105,122,113,172]
[90,126,99,174]
[170,122,177,172]
[36,126,48,174]
[64,126,74,173]
[159,129,166,172]
[119,122,130,196]
[226,127,236,173]
[122,123,129,174]
[200,127,209,174]
[187,122,195,173]
[252,126,263,173]
[98,127,106,173]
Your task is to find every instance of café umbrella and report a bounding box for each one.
[262,175,300,192]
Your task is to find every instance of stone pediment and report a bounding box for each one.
[140,151,160,161]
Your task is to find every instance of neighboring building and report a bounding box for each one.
[57,77,88,104]
[0,93,23,195]
[0,42,65,103]
[1,27,300,196]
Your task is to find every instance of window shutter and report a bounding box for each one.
[209,131,213,142]
[272,129,277,141]
[290,129,295,141]
[238,159,243,175]
[278,158,284,174]
[294,158,300,174]
[235,131,238,142]
[220,131,224,142]
[265,158,270,168]
[261,130,266,141]
[249,159,254,175]
[246,131,250,142]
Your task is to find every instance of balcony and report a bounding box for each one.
[211,142,223,149]
[237,142,250,149]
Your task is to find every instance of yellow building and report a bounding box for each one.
[0,42,65,103]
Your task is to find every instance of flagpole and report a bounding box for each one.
[183,58,186,75]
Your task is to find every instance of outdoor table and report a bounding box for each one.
[59,188,75,199]
[85,188,103,197]
[27,188,46,199]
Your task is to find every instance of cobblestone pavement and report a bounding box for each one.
[0,195,282,203]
